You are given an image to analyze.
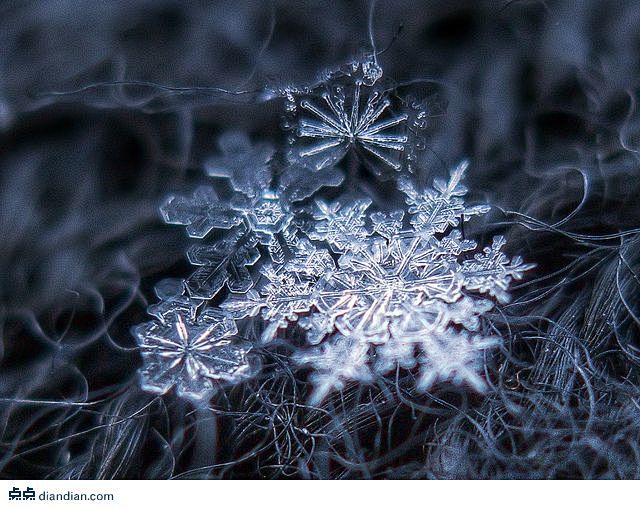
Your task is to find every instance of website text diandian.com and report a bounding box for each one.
[39,492,114,502]
[9,487,114,503]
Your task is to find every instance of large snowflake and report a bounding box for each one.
[222,161,533,403]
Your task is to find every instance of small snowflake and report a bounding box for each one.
[294,335,372,405]
[417,329,500,393]
[252,200,285,227]
[286,59,411,178]
[132,303,254,403]
[162,129,346,301]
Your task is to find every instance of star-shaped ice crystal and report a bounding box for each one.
[132,307,253,403]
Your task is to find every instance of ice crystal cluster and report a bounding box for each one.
[132,58,534,404]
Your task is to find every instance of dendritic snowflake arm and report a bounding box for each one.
[223,274,315,344]
[307,197,372,253]
[229,191,301,264]
[294,335,373,406]
[222,240,335,343]
[185,224,260,299]
[204,131,273,199]
[461,236,536,303]
[160,186,241,238]
[132,300,254,404]
[398,160,490,235]
[370,210,404,239]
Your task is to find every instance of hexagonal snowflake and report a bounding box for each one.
[285,58,420,179]
[132,283,255,404]
[160,132,343,300]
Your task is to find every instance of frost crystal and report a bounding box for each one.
[132,281,254,403]
[286,59,416,178]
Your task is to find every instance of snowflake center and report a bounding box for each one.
[254,201,284,225]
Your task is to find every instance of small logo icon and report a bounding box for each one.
[8,487,36,501]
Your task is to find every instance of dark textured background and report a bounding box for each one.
[2,0,640,479]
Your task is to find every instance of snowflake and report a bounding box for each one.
[294,335,372,405]
[143,59,534,406]
[221,161,534,402]
[160,132,344,300]
[286,59,412,178]
[416,329,500,392]
[162,186,294,251]
[132,281,254,403]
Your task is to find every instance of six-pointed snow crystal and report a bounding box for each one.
[286,59,413,178]
[162,132,344,300]
[132,282,254,403]
[134,58,535,405]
